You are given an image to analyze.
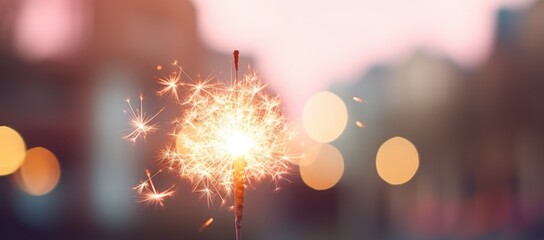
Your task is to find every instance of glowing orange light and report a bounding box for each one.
[300,143,344,190]
[17,147,61,196]
[0,126,26,176]
[376,137,419,185]
[199,217,214,231]
[303,91,348,143]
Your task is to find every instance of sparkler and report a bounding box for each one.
[127,51,296,240]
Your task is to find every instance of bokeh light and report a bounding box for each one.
[376,137,419,185]
[14,0,89,61]
[302,91,348,143]
[17,147,61,196]
[300,143,344,190]
[0,126,27,176]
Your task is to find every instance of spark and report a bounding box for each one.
[133,180,148,195]
[352,96,367,128]
[356,121,365,128]
[123,94,163,143]
[157,65,182,100]
[353,96,366,103]
[199,218,214,232]
[134,169,175,207]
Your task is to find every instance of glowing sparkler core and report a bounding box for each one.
[226,132,253,157]
[166,61,293,204]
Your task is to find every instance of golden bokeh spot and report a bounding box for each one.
[0,126,26,176]
[302,91,348,143]
[300,143,344,190]
[17,147,61,196]
[376,136,419,185]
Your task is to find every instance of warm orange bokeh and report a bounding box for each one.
[300,143,344,190]
[376,137,419,185]
[17,147,61,196]
[0,126,26,176]
[302,91,348,143]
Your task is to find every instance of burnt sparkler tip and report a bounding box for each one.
[233,50,240,71]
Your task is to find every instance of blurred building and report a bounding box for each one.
[325,2,544,239]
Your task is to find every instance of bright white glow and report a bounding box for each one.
[227,133,253,157]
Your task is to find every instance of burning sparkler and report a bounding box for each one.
[127,51,296,240]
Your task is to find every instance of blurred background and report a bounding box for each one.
[1,0,544,239]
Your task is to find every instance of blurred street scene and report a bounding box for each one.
[1,0,544,239]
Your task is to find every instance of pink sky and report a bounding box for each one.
[192,0,533,117]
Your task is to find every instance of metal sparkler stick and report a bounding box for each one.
[232,49,245,240]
